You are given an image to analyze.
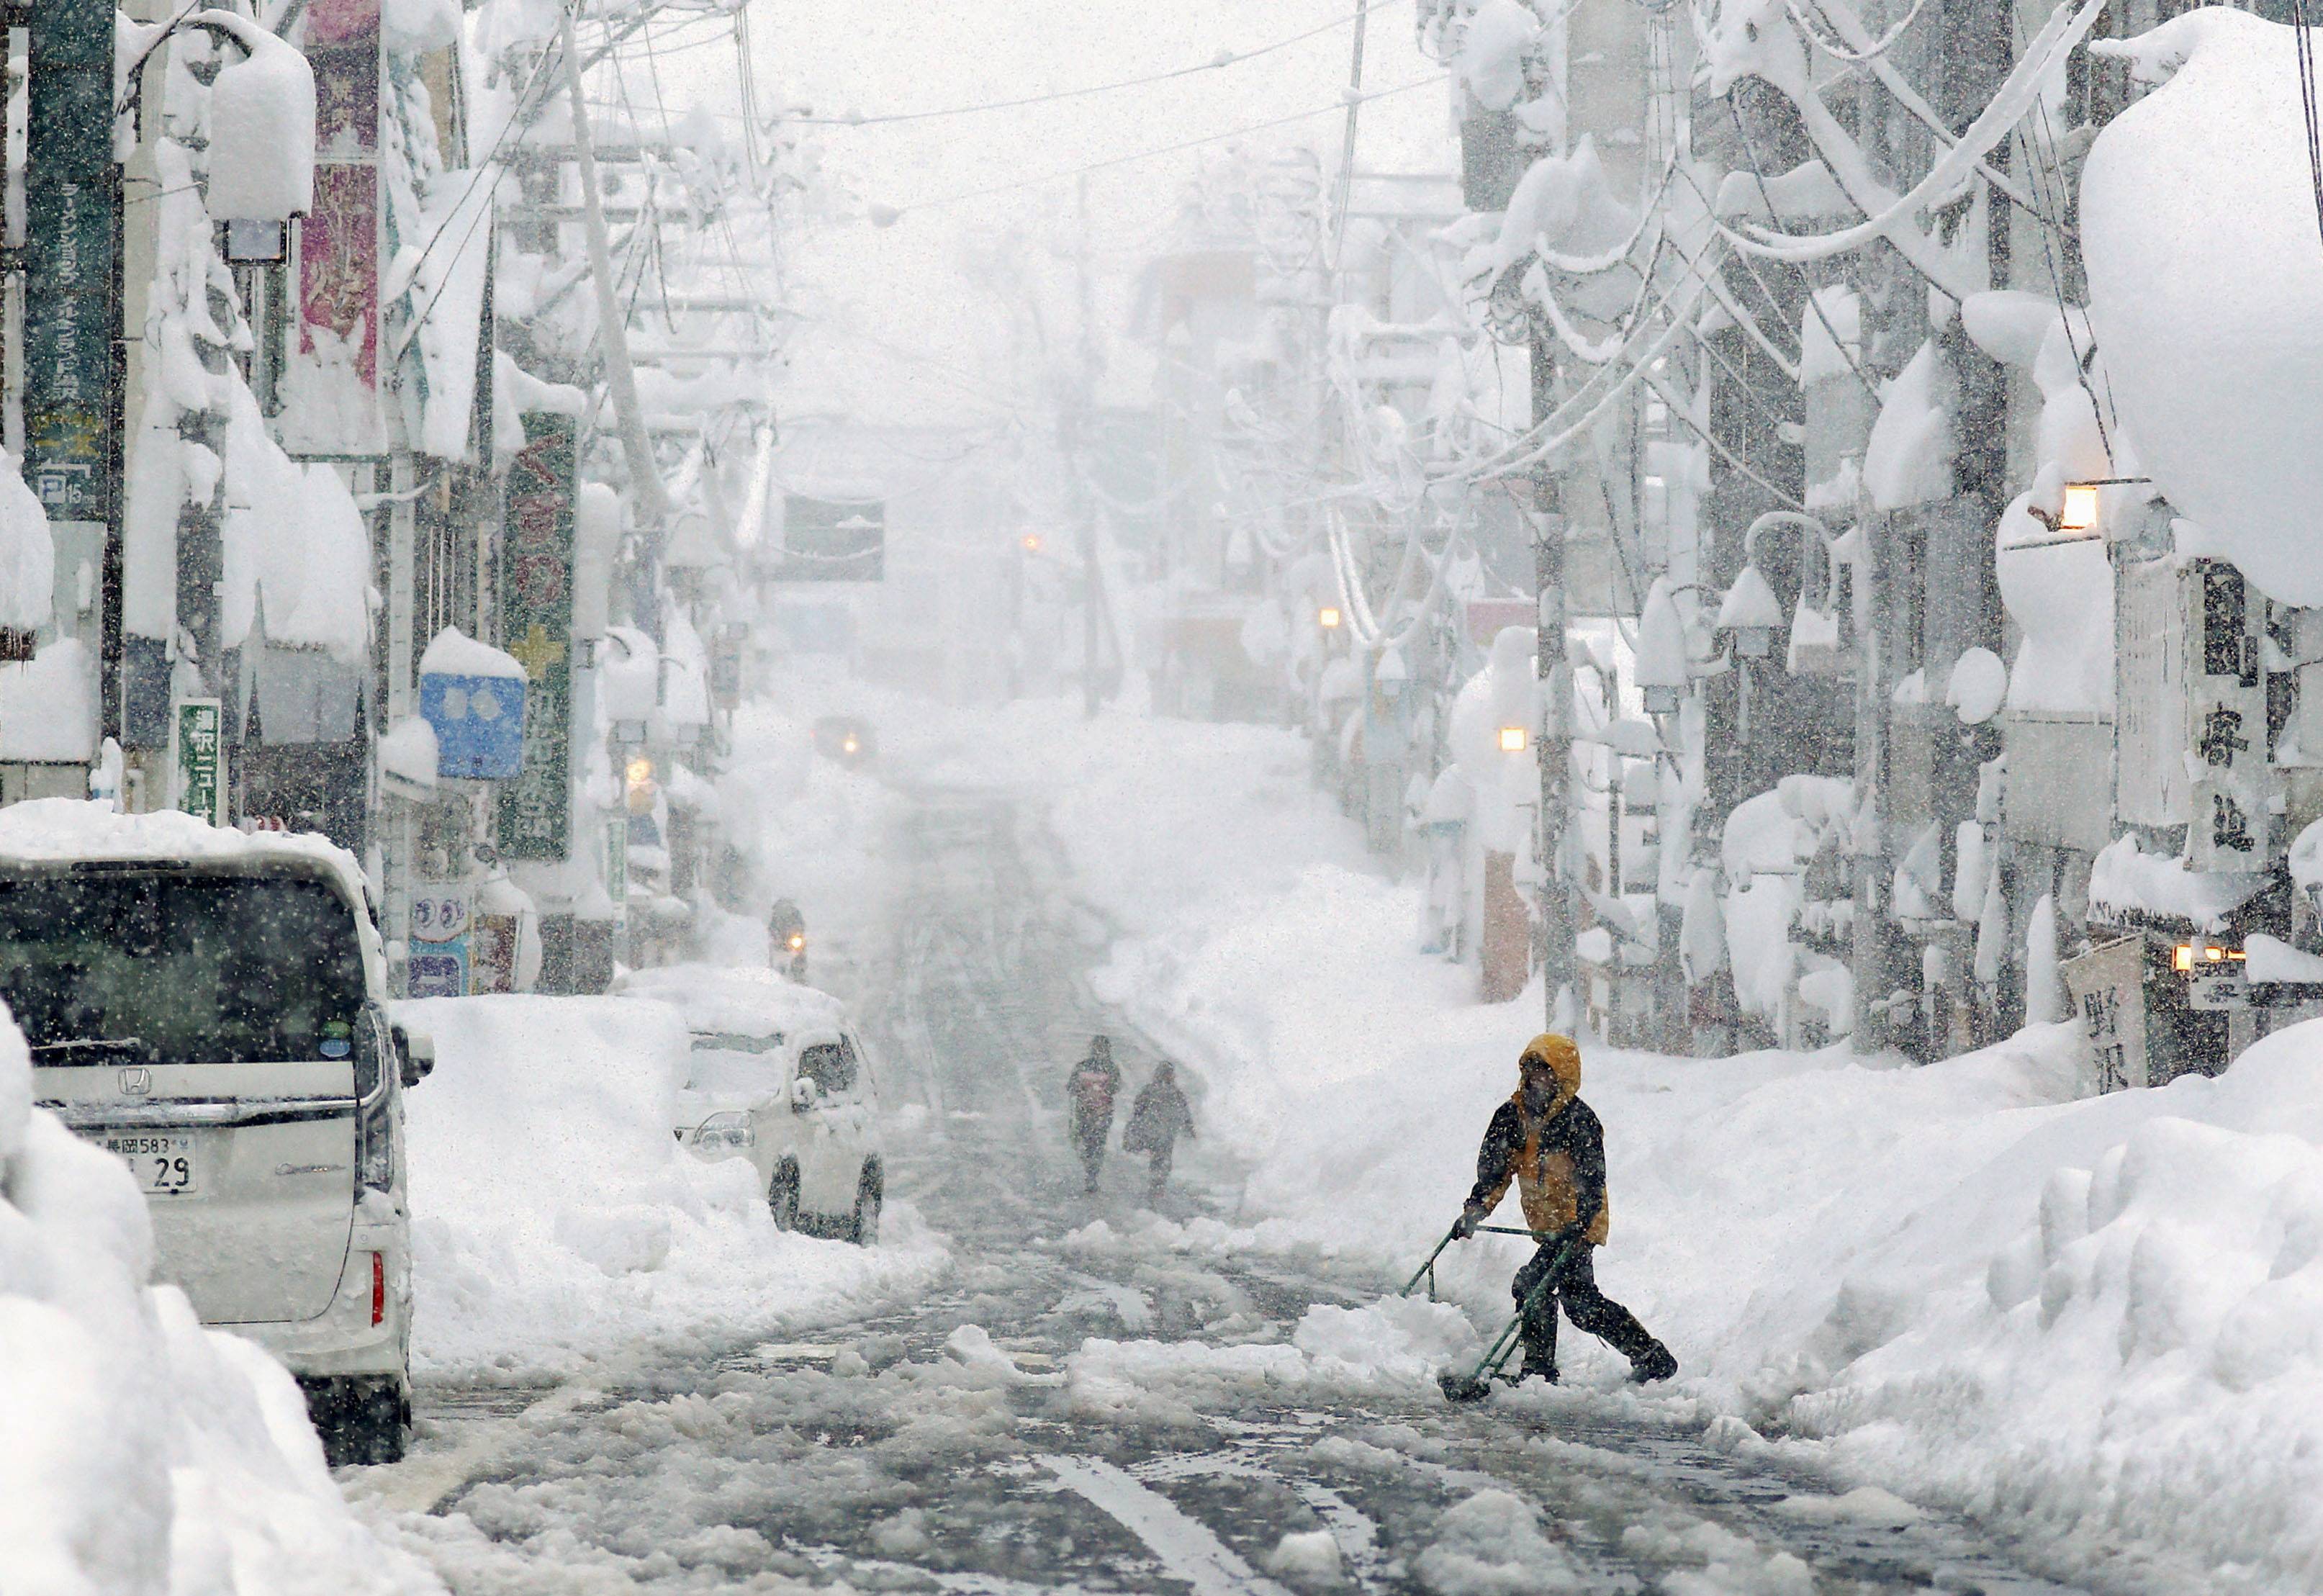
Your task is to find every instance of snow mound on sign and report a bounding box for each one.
[1063,1296,1479,1419]
[2082,8,2323,603]
[0,1004,438,1595]
[397,996,945,1379]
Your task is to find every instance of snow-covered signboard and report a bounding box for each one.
[418,628,526,780]
[771,497,885,582]
[407,882,471,998]
[2116,555,2190,828]
[2062,934,2150,1094]
[495,413,577,860]
[283,0,384,454]
[22,0,118,576]
[171,698,225,826]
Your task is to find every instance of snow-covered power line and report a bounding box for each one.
[789,6,1371,127]
[889,76,1443,217]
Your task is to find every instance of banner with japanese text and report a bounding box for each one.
[283,0,384,454]
[495,413,578,860]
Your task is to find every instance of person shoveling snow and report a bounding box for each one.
[1451,1034,1676,1388]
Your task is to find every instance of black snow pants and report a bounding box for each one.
[1511,1240,1659,1376]
[1145,1138,1176,1200]
[1074,1120,1108,1191]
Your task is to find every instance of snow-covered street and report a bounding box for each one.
[346,785,2083,1595]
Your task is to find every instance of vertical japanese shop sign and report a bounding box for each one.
[2062,935,2150,1094]
[495,413,577,859]
[172,699,225,826]
[285,0,384,453]
[24,0,119,578]
[2187,561,2271,872]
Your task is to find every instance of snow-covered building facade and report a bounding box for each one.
[1400,0,2323,1076]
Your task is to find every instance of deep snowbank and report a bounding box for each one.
[397,995,944,1380]
[0,1009,438,1594]
[861,688,2323,1590]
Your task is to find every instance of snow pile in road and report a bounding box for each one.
[1065,1296,1477,1418]
[0,1006,438,1595]
[397,996,944,1379]
[1415,1490,1583,1595]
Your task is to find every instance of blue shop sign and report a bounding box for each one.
[420,672,527,780]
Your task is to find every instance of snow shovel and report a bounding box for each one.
[1437,1234,1574,1404]
[1400,1222,1554,1300]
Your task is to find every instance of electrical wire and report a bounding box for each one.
[888,76,1443,217]
[789,6,1369,127]
[2293,0,2323,251]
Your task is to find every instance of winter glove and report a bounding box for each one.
[1451,1207,1484,1242]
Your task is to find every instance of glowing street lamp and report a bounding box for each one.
[2060,482,2100,536]
[1499,725,1529,754]
[1318,605,1343,631]
[1021,532,1043,554]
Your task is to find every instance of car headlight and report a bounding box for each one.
[693,1112,756,1153]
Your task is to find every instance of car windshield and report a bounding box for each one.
[798,1037,857,1098]
[685,1030,785,1095]
[0,871,364,1066]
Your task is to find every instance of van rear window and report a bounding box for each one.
[0,873,364,1065]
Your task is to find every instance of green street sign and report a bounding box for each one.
[24,0,119,523]
[494,413,577,860]
[173,699,225,826]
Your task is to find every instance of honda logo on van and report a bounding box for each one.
[117,1067,153,1097]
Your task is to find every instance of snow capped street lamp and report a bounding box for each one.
[1715,565,1782,659]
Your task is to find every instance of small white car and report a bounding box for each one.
[0,801,428,1466]
[615,963,884,1243]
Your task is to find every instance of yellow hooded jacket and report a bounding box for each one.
[1463,1033,1610,1245]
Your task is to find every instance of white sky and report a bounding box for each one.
[661,1,1457,430]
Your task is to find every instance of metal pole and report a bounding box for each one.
[1074,173,1101,719]
[559,11,669,526]
[1532,335,1574,1028]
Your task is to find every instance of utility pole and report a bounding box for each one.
[1073,173,1102,719]
[560,9,671,528]
[1531,335,1574,1029]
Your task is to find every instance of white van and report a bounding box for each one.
[0,802,427,1465]
[615,964,884,1243]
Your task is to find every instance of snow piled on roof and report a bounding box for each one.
[0,795,361,878]
[2083,9,2323,603]
[613,962,847,1040]
[0,1009,439,1594]
[2088,833,2268,932]
[418,626,525,680]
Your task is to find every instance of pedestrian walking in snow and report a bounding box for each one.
[1123,1060,1195,1202]
[1453,1034,1677,1386]
[1065,1034,1122,1193]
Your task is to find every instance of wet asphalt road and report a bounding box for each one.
[356,791,2105,1595]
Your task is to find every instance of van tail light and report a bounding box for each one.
[371,1252,386,1326]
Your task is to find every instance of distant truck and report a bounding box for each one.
[0,801,430,1465]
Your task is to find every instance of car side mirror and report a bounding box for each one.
[394,1022,436,1088]
[790,1076,818,1112]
